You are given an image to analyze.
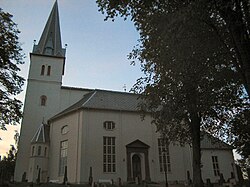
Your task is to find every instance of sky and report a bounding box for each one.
[0,0,142,156]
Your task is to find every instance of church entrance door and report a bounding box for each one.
[126,139,151,182]
[132,154,141,182]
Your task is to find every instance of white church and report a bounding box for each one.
[14,1,238,185]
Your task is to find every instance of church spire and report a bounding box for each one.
[33,1,66,57]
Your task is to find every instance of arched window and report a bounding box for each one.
[47,66,51,76]
[44,147,47,157]
[61,125,69,135]
[31,146,35,156]
[40,95,47,106]
[38,146,41,156]
[41,65,45,75]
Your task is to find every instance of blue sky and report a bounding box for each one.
[0,0,142,155]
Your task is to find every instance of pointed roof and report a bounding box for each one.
[31,123,50,144]
[33,1,66,57]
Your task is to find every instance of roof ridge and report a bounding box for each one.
[61,86,139,96]
[201,132,233,149]
[94,89,138,96]
[61,86,94,91]
[82,91,97,107]
[31,124,41,143]
[49,91,96,121]
[31,123,49,143]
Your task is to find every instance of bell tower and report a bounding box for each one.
[14,1,66,181]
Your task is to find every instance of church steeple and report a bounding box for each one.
[33,1,66,57]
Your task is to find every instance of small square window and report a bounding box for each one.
[103,121,115,130]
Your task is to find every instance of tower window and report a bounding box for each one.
[44,147,47,157]
[40,95,47,106]
[47,66,51,76]
[31,146,35,156]
[41,65,45,75]
[38,146,41,156]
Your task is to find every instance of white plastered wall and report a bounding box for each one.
[201,149,237,183]
[49,110,83,183]
[49,108,237,185]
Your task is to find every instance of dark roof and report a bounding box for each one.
[50,89,143,121]
[31,123,50,143]
[201,133,233,150]
[49,90,232,151]
[61,86,94,92]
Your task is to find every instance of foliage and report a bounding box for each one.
[0,132,19,183]
[0,9,24,130]
[97,0,250,96]
[0,145,17,183]
[14,130,19,146]
[236,158,250,180]
[96,0,249,186]
[231,109,250,159]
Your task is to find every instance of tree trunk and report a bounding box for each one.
[190,111,203,187]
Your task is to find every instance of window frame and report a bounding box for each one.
[44,147,47,157]
[212,156,220,176]
[103,121,115,131]
[40,95,47,106]
[158,138,171,173]
[59,140,68,176]
[61,125,69,135]
[47,65,51,76]
[31,146,35,156]
[103,136,116,173]
[38,146,41,156]
[41,65,45,75]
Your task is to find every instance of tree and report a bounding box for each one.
[97,0,250,96]
[0,130,19,184]
[0,8,24,130]
[236,158,250,183]
[96,1,248,186]
[213,0,250,96]
[231,109,250,181]
[231,109,250,159]
[0,145,17,184]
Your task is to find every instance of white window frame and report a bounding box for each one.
[103,136,116,173]
[61,125,69,135]
[158,138,171,173]
[59,140,68,176]
[103,121,115,130]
